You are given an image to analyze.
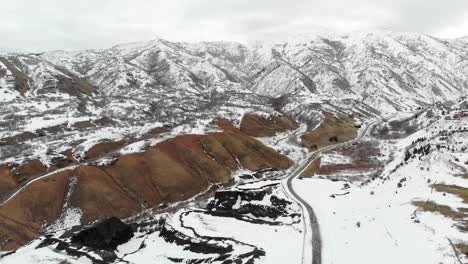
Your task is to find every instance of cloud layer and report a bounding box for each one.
[1,0,467,52]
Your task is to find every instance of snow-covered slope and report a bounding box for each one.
[40,31,468,113]
[2,30,460,165]
[0,31,467,264]
[294,103,468,264]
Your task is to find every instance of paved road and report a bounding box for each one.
[282,119,380,264]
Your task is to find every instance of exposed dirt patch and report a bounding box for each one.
[0,57,29,95]
[316,141,382,176]
[300,158,321,178]
[0,170,71,250]
[432,184,468,203]
[413,201,467,231]
[84,140,127,160]
[0,165,17,196]
[50,149,78,170]
[240,114,299,137]
[455,243,468,258]
[301,112,357,150]
[70,166,141,223]
[317,161,380,175]
[55,75,95,97]
[142,126,170,138]
[72,120,95,130]
[14,159,47,183]
[92,117,114,127]
[36,125,66,136]
[0,132,36,146]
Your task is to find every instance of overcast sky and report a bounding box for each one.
[1,0,467,52]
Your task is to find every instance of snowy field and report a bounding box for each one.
[294,111,468,264]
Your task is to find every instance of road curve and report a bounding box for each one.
[282,119,380,264]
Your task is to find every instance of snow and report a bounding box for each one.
[0,62,19,102]
[256,123,309,165]
[291,111,467,264]
[46,175,82,233]
[180,211,302,264]
[117,230,220,263]
[1,240,92,264]
[320,153,353,165]
[294,152,467,264]
[1,32,467,263]
[237,179,282,190]
[119,140,148,155]
[170,119,221,135]
[23,116,92,132]
[295,178,446,264]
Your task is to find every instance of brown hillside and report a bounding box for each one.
[301,112,357,150]
[85,140,127,160]
[240,113,299,137]
[0,165,17,196]
[0,170,70,250]
[15,159,47,183]
[0,117,294,250]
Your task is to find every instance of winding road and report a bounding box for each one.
[282,119,381,264]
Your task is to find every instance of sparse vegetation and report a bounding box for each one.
[413,201,467,231]
[432,184,468,203]
[300,158,321,178]
[455,243,468,257]
[301,112,357,149]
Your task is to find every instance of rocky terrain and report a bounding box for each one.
[0,31,467,263]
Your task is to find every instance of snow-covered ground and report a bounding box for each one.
[1,30,468,264]
[294,110,467,264]
[180,210,302,264]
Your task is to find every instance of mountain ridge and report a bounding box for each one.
[0,30,467,263]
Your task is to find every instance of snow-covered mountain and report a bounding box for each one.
[4,31,467,112]
[1,31,466,166]
[42,31,468,111]
[0,31,467,264]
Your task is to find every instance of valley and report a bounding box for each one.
[0,31,467,263]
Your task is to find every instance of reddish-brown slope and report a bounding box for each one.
[0,117,294,250]
[0,165,17,196]
[15,159,47,183]
[240,113,299,137]
[0,160,48,198]
[84,140,127,160]
[70,166,141,223]
[0,170,70,250]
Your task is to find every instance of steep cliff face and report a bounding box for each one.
[0,117,293,250]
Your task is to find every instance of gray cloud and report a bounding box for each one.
[0,0,467,53]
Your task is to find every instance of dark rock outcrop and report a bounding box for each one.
[70,217,133,251]
[207,190,293,219]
